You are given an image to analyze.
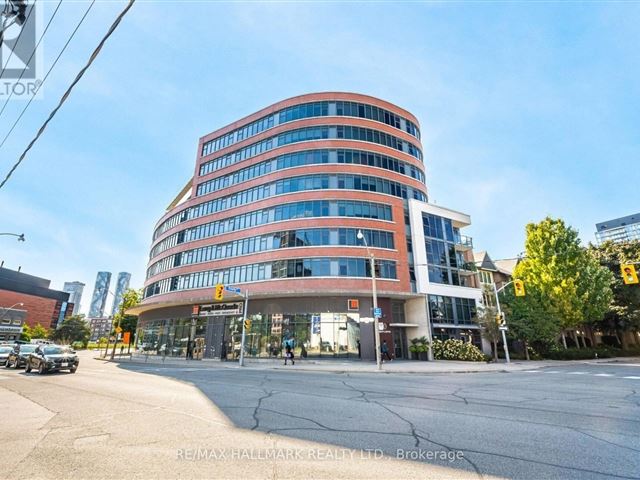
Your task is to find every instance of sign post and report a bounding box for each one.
[239,290,249,367]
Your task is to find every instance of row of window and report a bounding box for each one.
[200,100,421,157]
[144,257,398,298]
[199,124,423,176]
[150,200,393,259]
[423,213,456,242]
[195,148,425,199]
[428,295,477,325]
[147,228,395,279]
[156,171,422,240]
[426,238,465,269]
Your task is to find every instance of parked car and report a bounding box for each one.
[25,345,79,374]
[5,343,38,369]
[0,345,13,366]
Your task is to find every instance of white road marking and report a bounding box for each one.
[523,370,543,373]
[594,373,614,377]
[622,376,640,380]
[567,372,588,375]
[545,371,561,373]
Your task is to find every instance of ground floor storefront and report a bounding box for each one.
[134,296,421,361]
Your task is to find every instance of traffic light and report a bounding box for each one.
[514,279,526,297]
[621,264,639,285]
[244,319,252,331]
[495,312,505,326]
[214,283,224,300]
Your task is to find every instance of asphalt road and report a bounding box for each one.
[1,353,639,480]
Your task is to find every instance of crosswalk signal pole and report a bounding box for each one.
[239,291,249,367]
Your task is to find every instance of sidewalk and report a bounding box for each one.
[93,351,640,375]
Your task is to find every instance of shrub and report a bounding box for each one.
[546,347,617,360]
[432,339,485,362]
[71,341,85,350]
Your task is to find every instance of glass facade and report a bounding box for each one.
[144,257,397,298]
[200,99,421,157]
[422,213,473,287]
[194,148,425,199]
[89,271,111,318]
[150,200,393,258]
[155,172,425,240]
[147,227,395,279]
[136,312,362,359]
[199,124,423,176]
[428,295,480,348]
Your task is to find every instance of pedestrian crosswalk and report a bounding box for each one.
[521,369,640,380]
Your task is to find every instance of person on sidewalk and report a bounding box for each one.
[381,340,392,362]
[284,345,295,365]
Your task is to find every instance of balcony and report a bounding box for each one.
[454,234,473,251]
[458,261,478,276]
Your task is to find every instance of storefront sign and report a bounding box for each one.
[198,302,243,317]
[312,314,320,334]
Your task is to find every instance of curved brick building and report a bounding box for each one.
[134,93,481,360]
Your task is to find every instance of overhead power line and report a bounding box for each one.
[0,0,63,120]
[0,0,36,78]
[0,0,94,153]
[0,0,136,191]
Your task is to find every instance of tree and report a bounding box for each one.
[474,295,500,361]
[502,286,559,358]
[110,288,141,358]
[513,217,613,348]
[20,324,32,342]
[588,240,640,349]
[51,315,90,346]
[31,323,49,340]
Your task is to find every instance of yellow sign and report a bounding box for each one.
[621,264,639,285]
[214,283,224,300]
[115,326,123,334]
[514,279,526,297]
[244,319,252,331]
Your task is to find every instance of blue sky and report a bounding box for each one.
[1,1,638,315]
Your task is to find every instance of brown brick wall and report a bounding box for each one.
[0,290,60,329]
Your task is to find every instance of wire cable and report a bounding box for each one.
[0,0,135,191]
[0,0,93,154]
[0,0,37,79]
[0,0,63,120]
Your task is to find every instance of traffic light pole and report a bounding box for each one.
[239,291,249,367]
[493,281,512,364]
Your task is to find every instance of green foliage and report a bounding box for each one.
[71,341,85,350]
[112,288,141,333]
[546,347,616,360]
[510,217,613,341]
[19,324,31,342]
[408,337,430,354]
[432,339,485,362]
[31,323,49,340]
[51,315,90,345]
[588,240,640,348]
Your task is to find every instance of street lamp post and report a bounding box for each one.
[357,230,382,371]
[0,302,25,320]
[493,281,513,363]
[0,232,25,241]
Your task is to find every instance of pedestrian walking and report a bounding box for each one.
[284,345,295,365]
[381,340,392,361]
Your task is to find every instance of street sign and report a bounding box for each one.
[373,307,382,317]
[115,326,122,334]
[225,285,242,294]
[198,302,243,317]
[499,325,508,331]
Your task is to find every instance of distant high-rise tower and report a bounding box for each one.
[89,272,111,317]
[111,272,131,316]
[62,281,85,315]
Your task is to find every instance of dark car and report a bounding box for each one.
[5,343,37,369]
[0,345,13,366]
[25,345,79,374]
